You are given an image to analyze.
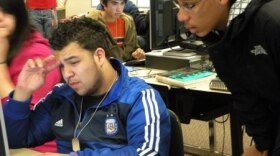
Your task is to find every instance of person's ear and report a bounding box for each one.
[94,48,106,67]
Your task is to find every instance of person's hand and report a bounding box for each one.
[51,9,58,30]
[132,48,145,60]
[13,55,60,101]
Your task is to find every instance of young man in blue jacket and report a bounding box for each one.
[176,0,280,155]
[3,17,171,156]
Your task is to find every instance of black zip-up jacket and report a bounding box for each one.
[203,0,280,151]
[205,0,280,105]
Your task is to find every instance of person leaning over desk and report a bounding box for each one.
[176,0,280,155]
[3,17,171,156]
[86,0,145,62]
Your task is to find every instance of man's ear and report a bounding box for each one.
[94,48,106,67]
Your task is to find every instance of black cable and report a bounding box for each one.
[213,115,229,155]
[214,114,229,123]
[221,115,226,155]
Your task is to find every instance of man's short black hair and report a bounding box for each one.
[50,17,110,57]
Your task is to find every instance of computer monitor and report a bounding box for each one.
[0,100,10,156]
[149,0,183,50]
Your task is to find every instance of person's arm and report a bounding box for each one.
[3,56,60,148]
[0,38,15,102]
[51,9,58,30]
[0,63,14,99]
[122,14,145,60]
[3,87,59,148]
[70,88,171,156]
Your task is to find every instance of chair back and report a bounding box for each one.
[168,109,184,156]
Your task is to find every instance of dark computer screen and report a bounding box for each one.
[149,0,183,50]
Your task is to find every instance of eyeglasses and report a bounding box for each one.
[178,0,203,11]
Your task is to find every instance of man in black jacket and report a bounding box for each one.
[176,0,280,155]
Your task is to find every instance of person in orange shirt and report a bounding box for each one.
[86,0,145,62]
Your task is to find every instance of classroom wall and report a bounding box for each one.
[65,0,92,17]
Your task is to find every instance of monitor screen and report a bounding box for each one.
[0,100,10,156]
[149,0,183,50]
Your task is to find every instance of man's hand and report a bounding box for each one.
[13,55,60,101]
[132,48,145,60]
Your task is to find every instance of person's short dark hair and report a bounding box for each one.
[50,17,110,57]
[0,0,31,64]
[100,0,127,9]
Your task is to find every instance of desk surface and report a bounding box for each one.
[10,148,41,156]
[128,67,230,94]
[10,148,67,156]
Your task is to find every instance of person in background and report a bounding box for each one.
[3,17,171,155]
[25,0,58,39]
[96,0,148,50]
[176,0,280,155]
[86,0,145,62]
[0,0,61,153]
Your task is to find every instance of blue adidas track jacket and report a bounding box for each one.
[4,59,171,156]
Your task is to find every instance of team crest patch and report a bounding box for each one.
[105,114,118,136]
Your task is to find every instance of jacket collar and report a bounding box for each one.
[101,58,127,107]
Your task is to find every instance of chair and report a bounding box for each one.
[168,109,184,156]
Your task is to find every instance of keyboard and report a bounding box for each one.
[155,68,216,87]
[209,77,228,91]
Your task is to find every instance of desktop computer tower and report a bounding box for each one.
[145,51,202,70]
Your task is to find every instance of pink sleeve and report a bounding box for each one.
[8,31,62,108]
[1,96,8,107]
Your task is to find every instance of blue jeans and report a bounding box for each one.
[29,9,55,39]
